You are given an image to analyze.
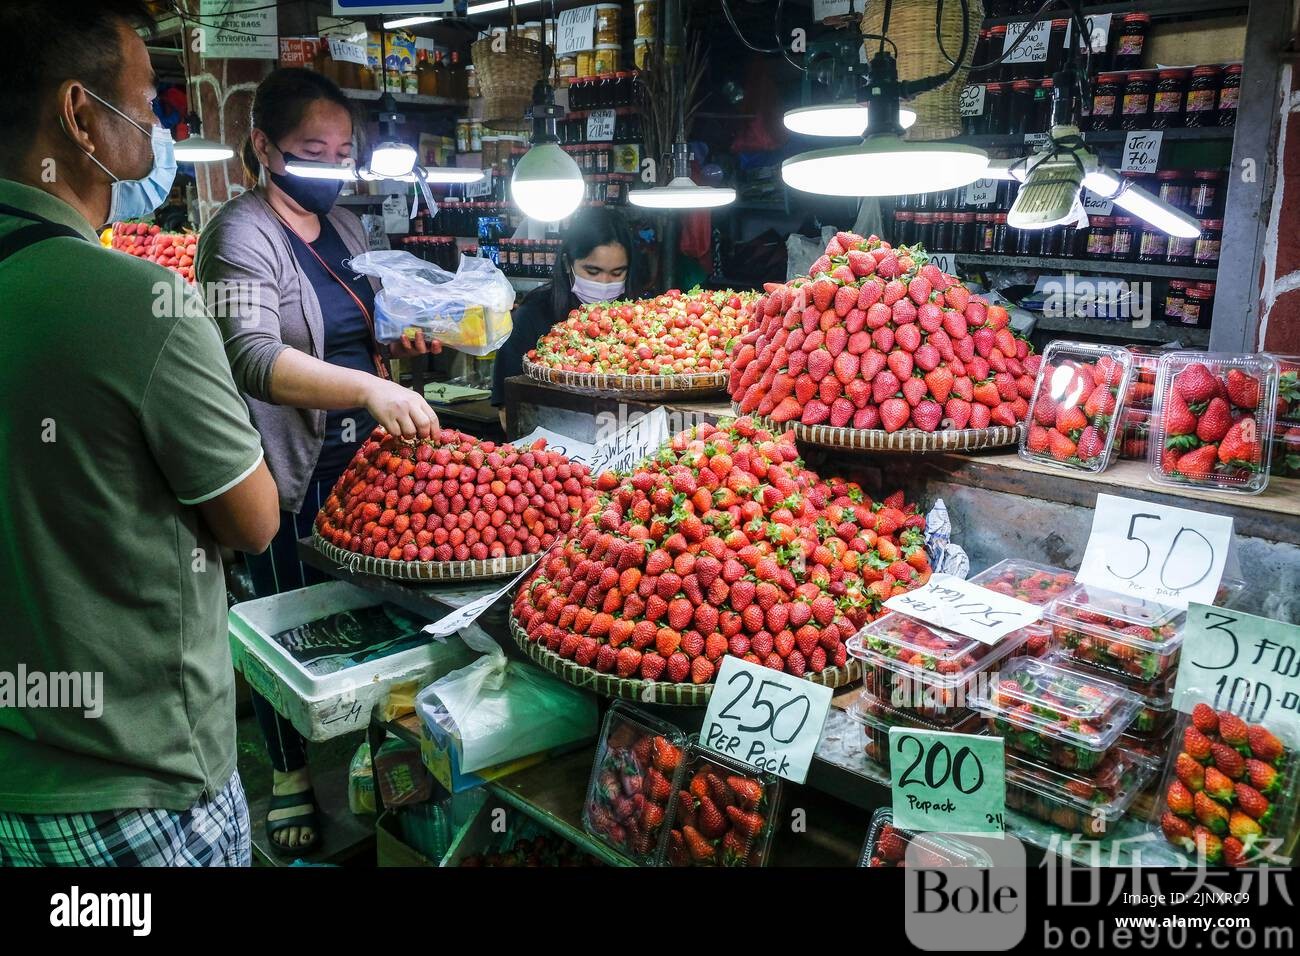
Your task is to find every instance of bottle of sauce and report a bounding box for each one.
[417,49,437,96]
[434,51,450,97]
[450,51,467,100]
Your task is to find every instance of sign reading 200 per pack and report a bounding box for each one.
[890,728,1006,835]
[699,656,832,783]
[1173,604,1300,724]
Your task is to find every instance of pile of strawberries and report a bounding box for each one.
[667,754,773,867]
[728,233,1038,433]
[513,417,932,684]
[316,428,596,562]
[1161,704,1292,866]
[528,289,755,377]
[1158,362,1265,481]
[1024,353,1127,465]
[108,222,197,283]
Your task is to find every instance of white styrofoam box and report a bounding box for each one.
[229,581,478,742]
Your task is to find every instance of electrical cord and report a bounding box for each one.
[774,0,805,72]
[719,0,783,54]
[965,0,1060,72]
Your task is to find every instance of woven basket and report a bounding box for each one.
[510,616,861,706]
[472,20,545,133]
[736,406,1023,454]
[861,0,984,141]
[522,356,729,399]
[312,532,540,582]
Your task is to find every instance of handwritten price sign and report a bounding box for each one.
[700,656,832,783]
[891,729,1006,834]
[510,426,597,468]
[1003,20,1051,66]
[586,109,616,143]
[963,177,998,207]
[959,84,986,117]
[1076,494,1235,609]
[884,573,1043,645]
[1121,130,1163,174]
[1173,605,1300,727]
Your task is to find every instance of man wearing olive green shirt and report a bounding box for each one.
[0,1,279,865]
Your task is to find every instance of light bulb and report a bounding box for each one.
[783,103,918,138]
[370,142,418,179]
[1083,168,1202,238]
[422,168,487,184]
[284,159,358,181]
[510,142,584,221]
[629,176,735,209]
[782,136,988,197]
[173,135,234,163]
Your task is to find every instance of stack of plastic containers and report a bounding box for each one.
[972,558,1077,658]
[1020,341,1133,473]
[1004,748,1156,837]
[1118,344,1164,461]
[1271,354,1300,478]
[860,808,993,867]
[666,743,781,868]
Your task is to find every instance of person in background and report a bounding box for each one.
[0,0,279,866]
[491,207,637,431]
[197,68,439,854]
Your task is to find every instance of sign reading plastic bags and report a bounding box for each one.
[349,250,515,356]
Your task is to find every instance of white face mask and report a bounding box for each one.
[571,272,626,304]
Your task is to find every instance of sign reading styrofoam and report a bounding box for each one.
[200,0,279,59]
[884,573,1043,645]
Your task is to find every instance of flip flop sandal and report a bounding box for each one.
[266,790,320,853]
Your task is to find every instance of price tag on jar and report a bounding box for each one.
[963,177,998,207]
[884,572,1043,645]
[1076,493,1236,609]
[891,729,1006,834]
[1121,130,1163,173]
[1002,19,1051,66]
[556,5,596,57]
[959,84,986,117]
[1173,605,1300,726]
[586,109,617,143]
[700,656,832,783]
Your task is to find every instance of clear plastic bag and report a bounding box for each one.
[348,250,515,356]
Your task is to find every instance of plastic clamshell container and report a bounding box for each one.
[1020,340,1133,472]
[848,613,1031,725]
[1149,350,1280,495]
[970,657,1142,772]
[845,690,985,769]
[1006,747,1157,837]
[581,702,688,865]
[1120,725,1174,823]
[663,741,781,867]
[1043,582,1185,683]
[1118,407,1152,461]
[1125,344,1167,410]
[1271,353,1300,425]
[1049,650,1178,738]
[968,559,1077,658]
[1272,421,1300,478]
[860,807,994,867]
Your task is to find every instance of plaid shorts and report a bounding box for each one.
[0,771,251,867]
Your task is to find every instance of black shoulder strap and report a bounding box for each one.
[0,203,87,265]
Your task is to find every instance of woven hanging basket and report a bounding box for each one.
[472,27,545,132]
[861,0,984,141]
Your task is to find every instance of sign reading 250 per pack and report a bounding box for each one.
[699,656,833,783]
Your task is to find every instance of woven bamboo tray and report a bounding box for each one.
[312,532,540,582]
[523,356,728,400]
[735,406,1024,453]
[510,616,861,706]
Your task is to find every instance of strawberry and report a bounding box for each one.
[1176,444,1219,479]
[811,278,836,311]
[801,400,831,425]
[1246,724,1285,762]
[908,275,932,305]
[1225,368,1260,409]
[830,398,855,428]
[912,400,943,432]
[833,284,858,318]
[914,344,941,372]
[847,249,875,277]
[1210,742,1245,779]
[1161,811,1194,850]
[726,774,764,809]
[808,348,834,382]
[666,651,690,682]
[1218,418,1259,465]
[903,376,929,407]
[682,825,716,864]
[724,804,766,839]
[834,351,860,384]
[770,397,803,423]
[1166,779,1195,816]
[1245,759,1281,796]
[924,366,955,404]
[1192,703,1220,735]
[871,326,895,353]
[1228,810,1262,840]
[945,398,972,430]
[882,278,907,305]
[969,403,991,428]
[1174,362,1220,403]
[858,280,885,310]
[1193,826,1223,865]
[1203,766,1234,802]
[1233,783,1273,826]
[1223,835,1248,867]
[1026,423,1050,453]
[640,652,666,680]
[1164,388,1198,436]
[1184,726,1213,760]
[1047,430,1077,461]
[880,398,911,433]
[887,350,914,381]
[1196,397,1233,443]
[1193,791,1229,834]
[1176,752,1205,791]
[691,656,715,683]
[894,323,922,353]
[1217,711,1249,748]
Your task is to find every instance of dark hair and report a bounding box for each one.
[242,68,355,185]
[546,206,638,320]
[0,0,152,147]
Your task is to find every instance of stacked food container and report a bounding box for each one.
[969,657,1157,835]
[860,808,992,868]
[1118,344,1163,461]
[1271,354,1300,478]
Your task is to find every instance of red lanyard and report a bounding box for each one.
[274,210,390,381]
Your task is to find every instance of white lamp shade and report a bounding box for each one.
[628,176,736,209]
[782,136,989,197]
[510,143,584,221]
[370,142,418,179]
[783,103,918,138]
[173,135,234,163]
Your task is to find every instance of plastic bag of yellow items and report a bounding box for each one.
[349,250,515,356]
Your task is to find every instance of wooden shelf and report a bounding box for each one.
[954,126,1236,149]
[344,88,469,109]
[953,251,1219,281]
[981,0,1248,27]
[1031,314,1212,345]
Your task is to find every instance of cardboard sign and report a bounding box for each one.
[1002,20,1051,66]
[700,656,833,783]
[586,109,617,143]
[587,407,669,475]
[959,84,986,118]
[1121,131,1163,174]
[199,0,278,59]
[382,194,409,234]
[422,560,540,640]
[1173,605,1300,727]
[1024,132,1051,150]
[963,177,998,207]
[1082,188,1115,216]
[813,0,866,19]
[891,729,1006,835]
[464,168,494,199]
[1073,13,1113,53]
[1076,494,1235,609]
[884,572,1043,645]
[328,37,368,66]
[556,5,597,57]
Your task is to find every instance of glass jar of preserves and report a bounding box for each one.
[934,211,954,250]
[1086,216,1115,258]
[933,187,955,213]
[1182,287,1213,327]
[1156,169,1190,211]
[977,213,995,253]
[1113,13,1150,72]
[520,241,534,275]
[1163,281,1187,323]
[1218,64,1241,127]
[1137,224,1167,263]
[952,212,976,251]
[1010,80,1035,133]
[913,212,936,249]
[1015,221,1040,256]
[1183,66,1220,128]
[894,210,916,247]
[1111,217,1138,261]
[983,82,1009,135]
[1032,78,1053,133]
[994,213,1012,253]
[913,190,931,212]
[1166,231,1195,266]
[1190,170,1223,217]
[1121,71,1155,130]
[1194,219,1222,265]
[1089,73,1125,132]
[988,26,1008,81]
[1152,69,1187,129]
[1039,225,1066,258]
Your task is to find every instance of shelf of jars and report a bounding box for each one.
[1031,313,1212,345]
[953,126,1234,147]
[980,0,1247,28]
[342,88,469,109]
[951,251,1218,280]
